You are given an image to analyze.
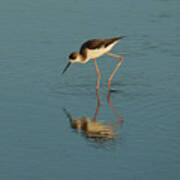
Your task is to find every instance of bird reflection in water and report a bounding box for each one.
[63,91,123,142]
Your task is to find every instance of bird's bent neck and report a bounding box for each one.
[79,53,88,63]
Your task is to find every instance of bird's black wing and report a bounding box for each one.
[80,39,104,58]
[103,36,125,47]
[79,37,125,57]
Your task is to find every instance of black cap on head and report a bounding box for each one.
[69,52,78,60]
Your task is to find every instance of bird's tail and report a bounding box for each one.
[117,36,126,40]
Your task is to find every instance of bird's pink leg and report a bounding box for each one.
[93,59,101,90]
[106,52,123,91]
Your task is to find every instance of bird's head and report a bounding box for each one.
[62,52,82,74]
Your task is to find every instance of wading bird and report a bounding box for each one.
[62,37,125,91]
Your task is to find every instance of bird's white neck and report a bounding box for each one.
[78,54,88,64]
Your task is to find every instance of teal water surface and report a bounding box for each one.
[0,0,180,180]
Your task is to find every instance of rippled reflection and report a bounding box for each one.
[63,91,124,144]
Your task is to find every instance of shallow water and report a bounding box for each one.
[0,0,180,179]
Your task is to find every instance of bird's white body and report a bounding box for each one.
[84,41,118,63]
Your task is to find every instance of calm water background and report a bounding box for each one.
[0,0,180,179]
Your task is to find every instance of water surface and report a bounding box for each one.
[0,0,180,180]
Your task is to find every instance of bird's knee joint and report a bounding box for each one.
[120,57,123,63]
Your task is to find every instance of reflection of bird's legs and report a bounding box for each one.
[93,90,101,122]
[107,91,124,125]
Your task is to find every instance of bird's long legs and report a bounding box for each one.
[93,59,101,90]
[106,52,123,91]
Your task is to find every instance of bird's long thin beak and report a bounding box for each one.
[62,108,73,121]
[62,62,72,74]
